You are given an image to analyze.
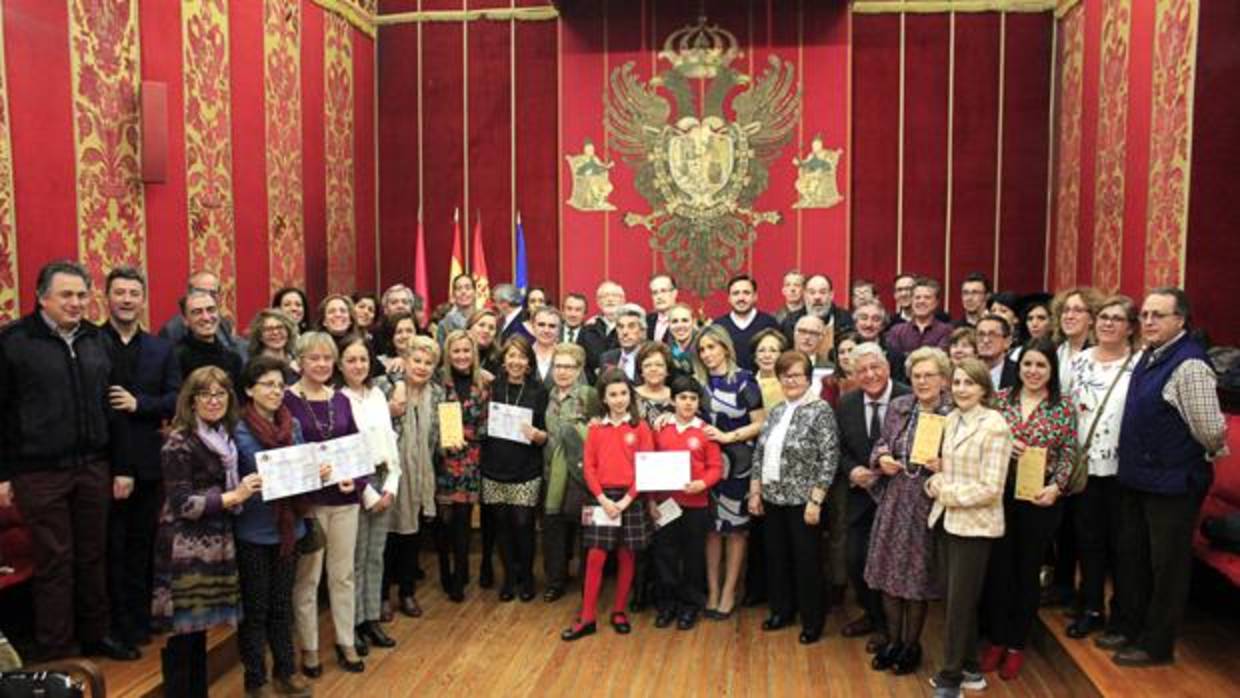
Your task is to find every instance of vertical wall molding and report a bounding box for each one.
[0,2,19,322]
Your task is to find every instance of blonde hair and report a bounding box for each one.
[404,335,440,363]
[691,324,739,384]
[906,346,951,379]
[551,342,586,368]
[952,357,996,406]
[295,330,339,362]
[439,329,486,389]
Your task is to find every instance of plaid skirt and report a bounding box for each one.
[580,488,650,551]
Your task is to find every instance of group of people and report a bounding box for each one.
[0,260,1227,698]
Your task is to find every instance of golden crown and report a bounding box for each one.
[658,16,741,79]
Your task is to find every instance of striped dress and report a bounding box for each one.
[151,430,242,635]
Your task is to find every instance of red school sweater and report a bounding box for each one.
[583,419,655,499]
[653,418,724,508]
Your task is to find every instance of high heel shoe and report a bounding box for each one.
[334,644,365,673]
[871,642,903,671]
[301,652,322,679]
[892,643,922,675]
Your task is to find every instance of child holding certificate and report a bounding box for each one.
[980,338,1077,680]
[649,375,723,630]
[562,369,654,641]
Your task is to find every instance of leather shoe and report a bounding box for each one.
[518,584,536,603]
[610,612,632,635]
[543,586,565,603]
[871,642,902,671]
[798,627,823,645]
[865,634,890,654]
[380,600,395,623]
[676,610,698,631]
[560,621,596,641]
[448,587,465,603]
[301,662,322,679]
[352,627,369,657]
[1066,612,1105,639]
[841,616,875,638]
[363,621,396,648]
[654,609,677,628]
[399,595,422,618]
[893,643,922,675]
[498,587,516,602]
[1112,647,1173,667]
[82,636,140,661]
[1094,632,1131,650]
[762,614,794,631]
[335,644,364,673]
[479,565,495,590]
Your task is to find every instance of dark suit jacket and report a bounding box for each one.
[597,347,635,383]
[578,318,618,384]
[837,381,911,528]
[500,309,534,342]
[996,357,1019,391]
[104,328,182,480]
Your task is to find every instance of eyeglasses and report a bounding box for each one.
[254,379,284,391]
[795,328,823,337]
[1096,313,1129,325]
[195,390,229,403]
[1062,305,1090,316]
[779,372,808,382]
[1139,310,1177,322]
[552,363,579,371]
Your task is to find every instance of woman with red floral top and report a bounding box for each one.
[979,337,1078,680]
[561,369,655,641]
[649,375,723,631]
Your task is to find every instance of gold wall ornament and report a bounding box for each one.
[606,16,801,298]
[792,134,843,210]
[565,139,616,212]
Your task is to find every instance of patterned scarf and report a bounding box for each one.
[241,403,309,555]
[196,417,239,506]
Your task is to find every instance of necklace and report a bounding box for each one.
[294,385,335,440]
[503,379,527,408]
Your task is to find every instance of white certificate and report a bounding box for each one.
[317,433,376,484]
[581,505,622,527]
[635,450,691,492]
[487,402,534,444]
[255,444,321,501]
[655,498,683,528]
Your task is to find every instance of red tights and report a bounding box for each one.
[580,547,634,623]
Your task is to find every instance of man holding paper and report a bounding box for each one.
[648,376,723,631]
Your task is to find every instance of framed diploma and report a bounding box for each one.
[1014,446,1047,501]
[438,401,465,449]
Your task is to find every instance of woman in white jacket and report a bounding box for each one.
[339,335,401,655]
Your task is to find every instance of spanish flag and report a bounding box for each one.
[471,211,490,309]
[448,207,465,298]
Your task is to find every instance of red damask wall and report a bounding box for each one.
[378,2,1055,317]
[1049,0,1239,345]
[0,0,377,329]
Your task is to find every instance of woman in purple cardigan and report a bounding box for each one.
[286,331,369,676]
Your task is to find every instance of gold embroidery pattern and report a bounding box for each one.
[183,0,238,318]
[0,3,18,322]
[265,0,305,292]
[324,12,356,295]
[1092,0,1130,293]
[68,0,147,322]
[1052,5,1084,291]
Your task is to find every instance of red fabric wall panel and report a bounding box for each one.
[901,14,950,305]
[466,17,512,288]
[849,14,900,301]
[1119,0,1153,300]
[420,9,465,308]
[558,4,606,313]
[514,19,559,300]
[138,0,190,329]
[301,4,327,306]
[5,0,78,313]
[798,3,851,304]
[745,0,790,311]
[354,32,376,294]
[230,0,270,327]
[1074,0,1103,285]
[1185,0,1240,346]
[948,13,1000,298]
[376,22,419,293]
[998,12,1052,293]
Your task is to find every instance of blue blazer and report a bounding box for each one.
[107,328,182,480]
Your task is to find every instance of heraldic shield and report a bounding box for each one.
[605,16,801,298]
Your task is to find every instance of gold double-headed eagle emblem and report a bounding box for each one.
[601,17,802,298]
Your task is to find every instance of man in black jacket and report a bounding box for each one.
[577,281,625,383]
[835,343,910,646]
[781,274,855,348]
[174,288,242,386]
[100,267,181,648]
[0,260,137,661]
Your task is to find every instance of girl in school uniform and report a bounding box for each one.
[649,375,723,631]
[561,368,655,641]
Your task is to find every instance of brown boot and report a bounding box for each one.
[272,674,313,696]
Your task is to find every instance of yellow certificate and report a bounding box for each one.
[909,413,946,465]
[438,401,465,450]
[1014,446,1047,501]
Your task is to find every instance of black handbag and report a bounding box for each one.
[0,659,105,698]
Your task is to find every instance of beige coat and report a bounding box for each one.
[926,407,1013,538]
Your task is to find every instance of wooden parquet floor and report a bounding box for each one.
[201,575,1071,698]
